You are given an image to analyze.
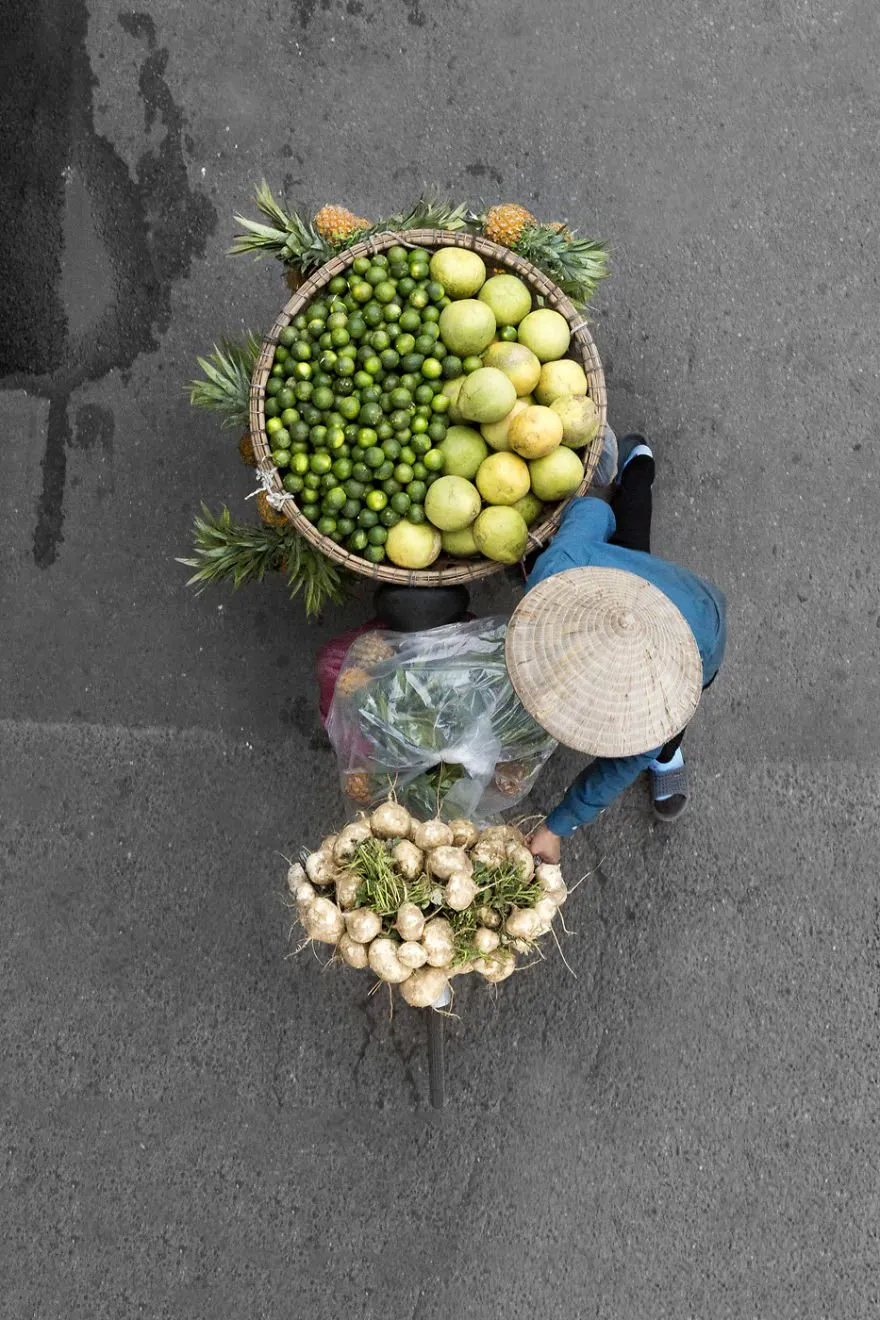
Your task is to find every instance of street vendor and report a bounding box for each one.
[505,438,727,863]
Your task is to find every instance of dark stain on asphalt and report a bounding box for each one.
[466,161,505,188]
[0,2,215,568]
[73,404,115,453]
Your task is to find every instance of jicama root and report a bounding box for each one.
[427,846,472,880]
[480,824,525,847]
[370,802,413,839]
[303,896,345,945]
[474,926,500,954]
[504,906,542,941]
[368,937,412,984]
[294,880,316,923]
[333,820,373,864]
[475,948,516,982]
[398,940,428,969]
[305,849,336,886]
[505,842,535,882]
[476,905,502,929]
[413,819,454,851]
[338,932,369,969]
[391,839,424,880]
[395,901,426,942]
[448,819,479,849]
[450,960,477,976]
[471,838,507,869]
[444,871,477,912]
[286,862,307,895]
[421,917,455,967]
[532,896,558,934]
[334,871,360,910]
[345,907,382,944]
[536,863,568,905]
[400,965,450,1007]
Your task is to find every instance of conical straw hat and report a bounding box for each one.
[505,566,703,756]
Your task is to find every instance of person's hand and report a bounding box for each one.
[527,825,561,865]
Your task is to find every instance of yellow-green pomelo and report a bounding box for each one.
[439,300,496,357]
[424,475,481,531]
[475,451,531,505]
[385,520,442,569]
[534,358,588,405]
[439,426,489,478]
[457,367,517,424]
[551,394,601,448]
[477,274,532,325]
[517,308,571,362]
[513,492,545,527]
[440,525,480,557]
[482,341,542,396]
[528,446,584,502]
[441,376,465,424]
[473,506,529,564]
[508,404,564,459]
[481,398,529,452]
[429,247,486,299]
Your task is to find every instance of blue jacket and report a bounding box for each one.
[525,497,727,835]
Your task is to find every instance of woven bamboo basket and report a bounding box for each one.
[249,229,607,586]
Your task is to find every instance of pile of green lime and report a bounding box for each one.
[263,245,457,565]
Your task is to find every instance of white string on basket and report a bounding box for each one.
[569,319,591,335]
[246,463,288,510]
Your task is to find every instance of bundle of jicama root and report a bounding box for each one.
[285,798,569,1008]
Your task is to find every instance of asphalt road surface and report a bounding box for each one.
[2,1,879,1316]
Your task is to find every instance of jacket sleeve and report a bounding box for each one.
[545,747,660,835]
[526,497,616,588]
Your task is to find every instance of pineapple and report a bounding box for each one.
[179,506,347,618]
[257,490,289,527]
[344,770,374,804]
[347,633,394,668]
[483,203,538,247]
[230,180,336,273]
[336,666,372,696]
[188,333,261,466]
[515,223,610,308]
[314,205,370,245]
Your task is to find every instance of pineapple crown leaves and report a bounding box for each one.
[375,191,472,235]
[229,179,335,271]
[515,223,611,307]
[187,331,262,429]
[178,505,348,619]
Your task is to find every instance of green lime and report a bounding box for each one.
[382,437,402,460]
[411,461,428,481]
[270,364,285,378]
[303,472,321,491]
[423,448,445,472]
[320,350,338,371]
[427,280,446,302]
[321,473,339,492]
[332,457,352,481]
[381,478,401,497]
[328,275,347,294]
[421,357,442,380]
[266,378,284,397]
[280,408,299,428]
[375,460,394,481]
[280,326,297,347]
[363,355,383,377]
[291,452,310,475]
[292,341,313,361]
[377,421,394,441]
[310,424,328,447]
[431,393,450,414]
[277,390,296,413]
[329,327,350,348]
[399,374,419,394]
[412,385,432,406]
[317,515,337,536]
[363,302,383,327]
[391,410,412,432]
[390,491,411,514]
[294,381,313,403]
[264,399,280,418]
[293,314,309,331]
[351,257,370,276]
[399,445,417,465]
[374,280,397,304]
[356,402,380,428]
[400,354,423,375]
[348,528,369,552]
[272,449,291,467]
[367,525,388,545]
[368,328,389,351]
[394,462,414,485]
[380,508,401,527]
[348,315,367,339]
[357,428,378,448]
[300,488,319,507]
[407,503,426,524]
[365,265,387,286]
[324,487,347,512]
[283,473,304,494]
[428,419,448,443]
[352,462,371,483]
[412,334,432,356]
[409,260,430,281]
[266,416,283,435]
[335,356,355,377]
[421,306,440,325]
[387,245,408,264]
[364,447,384,469]
[411,416,429,435]
[336,518,355,538]
[410,437,430,458]
[311,385,333,411]
[357,508,378,528]
[382,303,403,322]
[407,479,427,503]
[400,308,421,333]
[364,544,386,563]
[310,452,332,475]
[328,312,347,331]
[442,356,463,380]
[341,498,361,521]
[353,371,373,391]
[344,479,366,501]
[317,331,333,350]
[273,429,292,449]
[338,396,360,421]
[388,386,410,409]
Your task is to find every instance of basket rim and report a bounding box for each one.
[249,228,607,587]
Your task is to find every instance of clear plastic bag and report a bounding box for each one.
[325,618,557,822]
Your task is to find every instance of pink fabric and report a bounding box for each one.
[316,620,383,727]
